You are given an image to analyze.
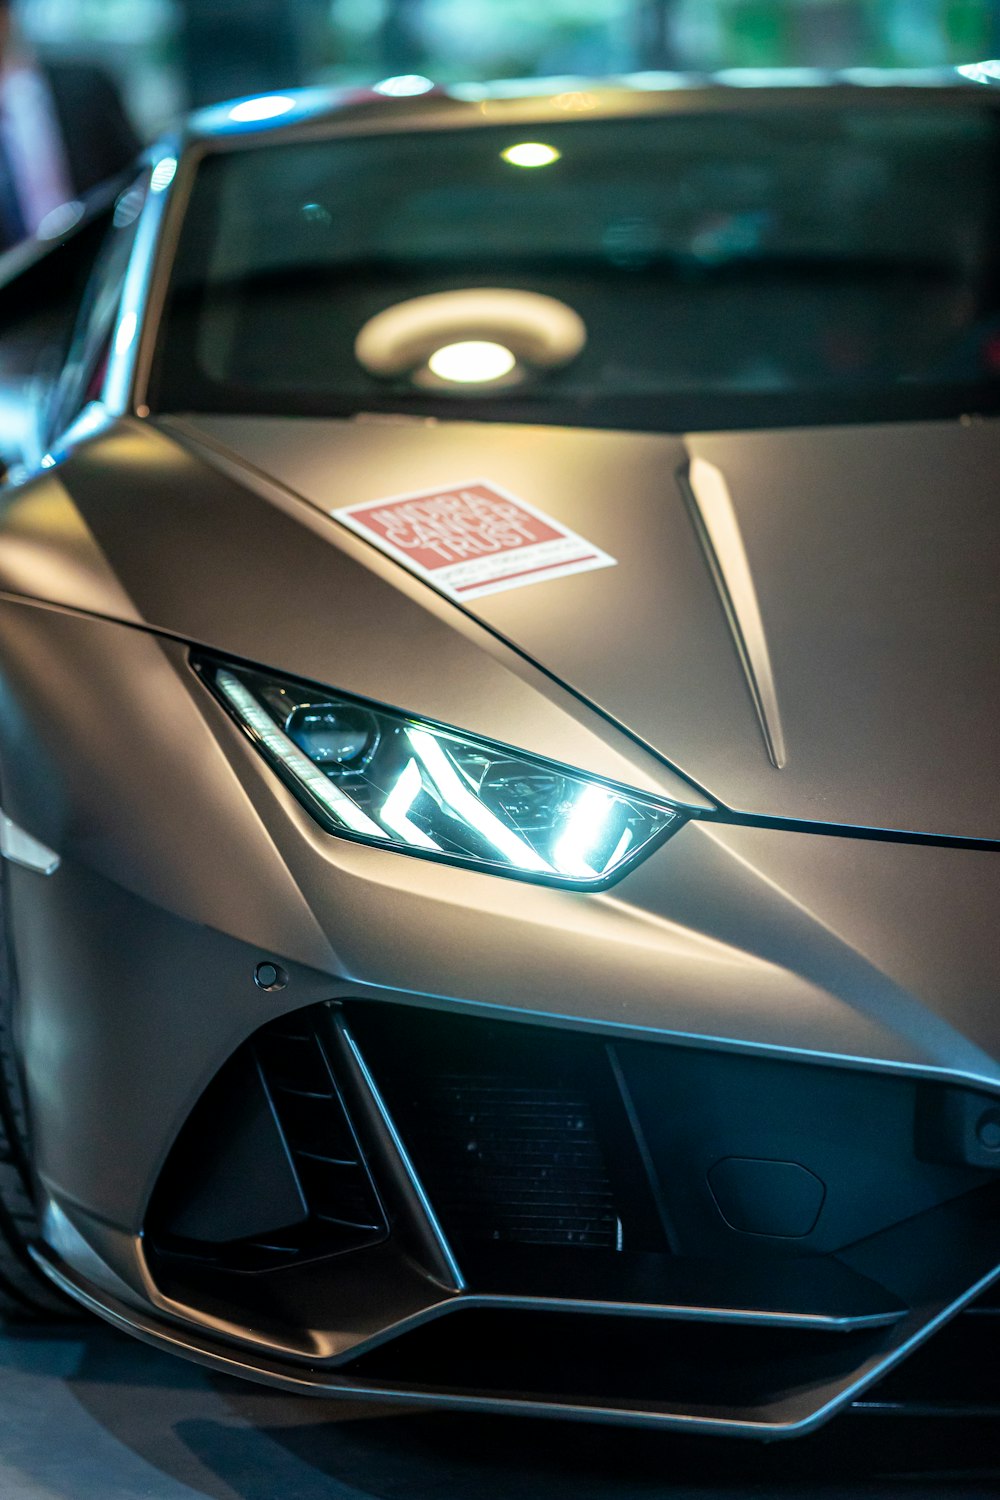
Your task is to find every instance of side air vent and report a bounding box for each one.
[147,1012,387,1273]
[254,1017,388,1254]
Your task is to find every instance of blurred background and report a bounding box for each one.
[16,0,1000,141]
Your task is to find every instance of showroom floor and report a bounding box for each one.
[0,1320,995,1500]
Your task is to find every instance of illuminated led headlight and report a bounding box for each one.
[198,660,681,887]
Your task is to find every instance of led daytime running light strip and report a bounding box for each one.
[406,727,552,872]
[208,661,683,886]
[216,669,389,839]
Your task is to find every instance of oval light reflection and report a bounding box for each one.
[427,340,517,384]
[501,142,561,169]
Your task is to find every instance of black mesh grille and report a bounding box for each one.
[345,1003,663,1260]
[410,1071,620,1249]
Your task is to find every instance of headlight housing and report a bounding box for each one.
[198,658,682,888]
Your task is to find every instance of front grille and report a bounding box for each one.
[406,1071,621,1249]
[346,1004,664,1262]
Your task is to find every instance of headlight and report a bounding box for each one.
[197,659,682,887]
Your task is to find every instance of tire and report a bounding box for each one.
[0,872,78,1319]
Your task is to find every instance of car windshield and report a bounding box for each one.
[155,101,1000,431]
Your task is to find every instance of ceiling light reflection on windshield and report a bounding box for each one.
[373,74,434,96]
[150,156,178,193]
[502,142,561,168]
[427,341,516,384]
[228,94,296,123]
[114,310,138,357]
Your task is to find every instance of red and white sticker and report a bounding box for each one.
[333,479,616,602]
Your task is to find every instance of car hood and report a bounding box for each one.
[168,413,999,842]
[22,411,1000,840]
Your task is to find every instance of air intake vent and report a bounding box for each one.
[254,1018,387,1252]
[411,1071,620,1249]
[346,1004,664,1261]
[147,1011,387,1273]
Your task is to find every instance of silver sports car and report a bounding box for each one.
[0,69,997,1438]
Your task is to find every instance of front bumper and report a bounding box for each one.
[30,984,1000,1437]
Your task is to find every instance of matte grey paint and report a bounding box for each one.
[0,77,995,1434]
[0,420,702,804]
[1,593,997,1280]
[176,411,1000,840]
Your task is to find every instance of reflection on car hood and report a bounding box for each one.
[32,410,1000,841]
[175,413,1000,842]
